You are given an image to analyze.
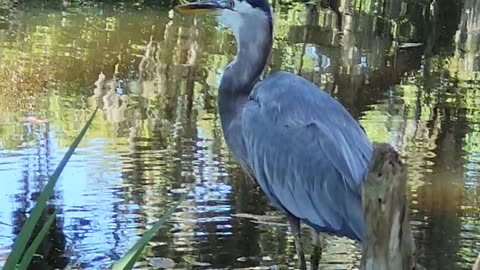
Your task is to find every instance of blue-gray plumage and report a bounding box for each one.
[243,71,371,241]
[175,0,373,268]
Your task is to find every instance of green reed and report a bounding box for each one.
[2,107,188,270]
[2,108,98,270]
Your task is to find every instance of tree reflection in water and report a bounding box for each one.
[0,0,478,269]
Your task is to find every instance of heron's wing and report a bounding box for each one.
[241,72,373,241]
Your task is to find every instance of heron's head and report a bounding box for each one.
[175,0,272,43]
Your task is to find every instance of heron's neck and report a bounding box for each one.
[218,25,272,123]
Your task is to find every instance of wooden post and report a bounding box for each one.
[360,143,419,270]
[473,253,480,270]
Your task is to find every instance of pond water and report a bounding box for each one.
[0,1,479,269]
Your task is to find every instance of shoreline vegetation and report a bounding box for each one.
[2,108,193,270]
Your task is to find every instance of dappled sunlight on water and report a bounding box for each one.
[0,0,479,269]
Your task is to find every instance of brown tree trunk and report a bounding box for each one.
[360,143,418,270]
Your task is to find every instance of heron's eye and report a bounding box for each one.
[229,0,235,9]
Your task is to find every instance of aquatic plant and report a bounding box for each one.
[2,108,98,270]
[111,190,189,270]
[1,107,188,270]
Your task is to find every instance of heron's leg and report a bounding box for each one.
[310,230,323,270]
[286,214,306,270]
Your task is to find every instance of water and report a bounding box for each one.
[0,1,479,269]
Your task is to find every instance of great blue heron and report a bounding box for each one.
[175,0,373,269]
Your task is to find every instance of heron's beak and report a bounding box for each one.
[174,0,232,15]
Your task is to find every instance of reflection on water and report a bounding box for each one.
[0,0,479,269]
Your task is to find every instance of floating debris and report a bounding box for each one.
[183,257,211,266]
[148,257,176,269]
[231,213,283,221]
[262,256,273,261]
[398,42,423,48]
[24,116,48,124]
[232,213,288,227]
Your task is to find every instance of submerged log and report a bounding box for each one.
[360,143,418,270]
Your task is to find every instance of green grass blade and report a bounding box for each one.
[17,210,59,270]
[3,108,97,270]
[112,189,191,270]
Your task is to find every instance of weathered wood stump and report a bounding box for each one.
[473,253,480,270]
[360,143,418,270]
